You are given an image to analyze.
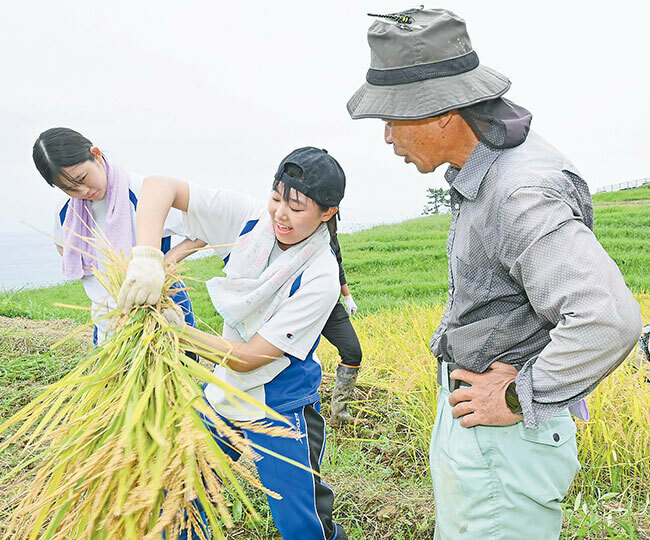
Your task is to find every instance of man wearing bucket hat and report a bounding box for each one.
[348,7,642,539]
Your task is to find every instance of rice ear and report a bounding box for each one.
[0,230,294,539]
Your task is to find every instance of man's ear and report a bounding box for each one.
[438,111,457,129]
[321,206,338,222]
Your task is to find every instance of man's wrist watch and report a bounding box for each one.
[505,381,523,415]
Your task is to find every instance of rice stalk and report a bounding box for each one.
[318,299,650,502]
[0,232,295,540]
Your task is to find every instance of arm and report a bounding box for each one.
[331,235,357,315]
[181,327,283,372]
[164,238,207,265]
[119,181,265,309]
[498,187,641,427]
[117,177,189,309]
[56,245,63,256]
[135,176,190,248]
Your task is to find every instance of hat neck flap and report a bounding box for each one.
[459,98,532,149]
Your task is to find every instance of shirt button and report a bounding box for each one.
[553,433,560,442]
[454,203,460,210]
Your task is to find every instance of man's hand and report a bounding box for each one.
[117,246,165,311]
[343,295,358,317]
[449,361,522,428]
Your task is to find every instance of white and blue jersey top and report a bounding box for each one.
[183,184,340,421]
[53,172,187,344]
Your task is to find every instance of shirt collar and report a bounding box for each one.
[444,142,501,201]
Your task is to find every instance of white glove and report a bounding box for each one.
[343,294,358,317]
[161,305,185,328]
[117,246,165,311]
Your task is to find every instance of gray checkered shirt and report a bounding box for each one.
[430,131,642,428]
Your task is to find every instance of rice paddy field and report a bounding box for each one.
[1,187,649,539]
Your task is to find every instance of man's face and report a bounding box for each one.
[383,116,450,174]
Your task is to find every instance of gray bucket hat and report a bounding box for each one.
[347,8,511,120]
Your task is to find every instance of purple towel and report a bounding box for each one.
[61,158,133,280]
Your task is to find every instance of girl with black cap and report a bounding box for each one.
[118,147,349,540]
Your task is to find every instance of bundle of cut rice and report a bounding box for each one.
[0,242,293,540]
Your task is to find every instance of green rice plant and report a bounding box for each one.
[319,303,445,460]
[0,239,294,540]
[573,359,650,501]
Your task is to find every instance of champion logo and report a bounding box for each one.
[286,333,293,339]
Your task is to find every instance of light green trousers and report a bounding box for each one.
[430,383,580,539]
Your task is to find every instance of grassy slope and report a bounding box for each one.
[2,195,649,321]
[592,185,650,203]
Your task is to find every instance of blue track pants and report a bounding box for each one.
[202,401,348,540]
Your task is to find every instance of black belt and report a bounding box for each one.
[436,358,471,391]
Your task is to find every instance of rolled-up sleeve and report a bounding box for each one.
[497,186,642,428]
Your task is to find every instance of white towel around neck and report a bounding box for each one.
[206,214,330,341]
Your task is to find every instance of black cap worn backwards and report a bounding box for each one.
[274,147,346,208]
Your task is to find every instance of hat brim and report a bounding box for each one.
[347,64,511,120]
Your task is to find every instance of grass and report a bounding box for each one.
[593,205,650,293]
[2,197,649,320]
[593,185,650,203]
[1,188,649,538]
[2,300,649,539]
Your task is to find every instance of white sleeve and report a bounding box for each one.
[183,184,266,258]
[128,172,185,238]
[257,263,340,360]
[53,199,69,247]
[162,206,186,237]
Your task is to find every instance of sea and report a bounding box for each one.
[1,231,65,291]
[0,220,403,291]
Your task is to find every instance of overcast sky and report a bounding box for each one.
[2,0,649,236]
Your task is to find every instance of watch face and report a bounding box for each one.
[505,382,522,415]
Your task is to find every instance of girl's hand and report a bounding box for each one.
[343,294,358,317]
[117,246,165,311]
[161,305,185,328]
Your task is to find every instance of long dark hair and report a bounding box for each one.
[272,163,338,237]
[32,127,96,189]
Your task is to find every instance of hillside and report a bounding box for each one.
[2,189,649,327]
[592,184,650,203]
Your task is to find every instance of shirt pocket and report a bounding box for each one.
[454,255,495,309]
